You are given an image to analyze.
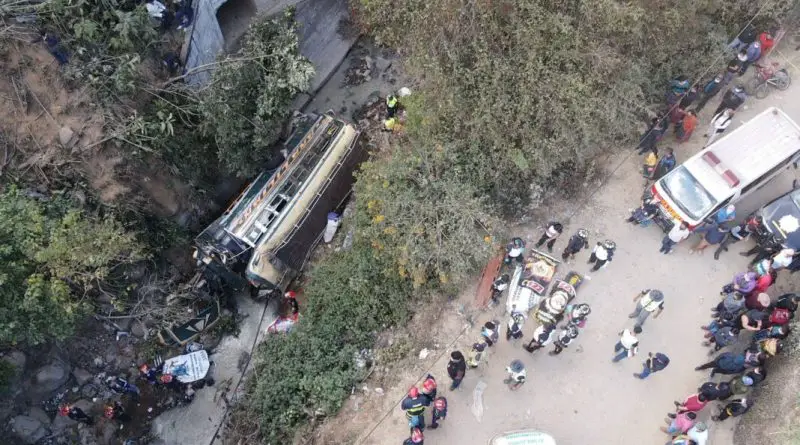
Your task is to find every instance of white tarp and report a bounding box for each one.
[163,350,210,383]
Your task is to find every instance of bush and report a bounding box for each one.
[201,9,316,177]
[233,243,412,443]
[0,187,144,346]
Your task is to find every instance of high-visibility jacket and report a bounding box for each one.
[386,95,398,108]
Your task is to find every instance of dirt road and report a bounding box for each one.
[337,47,800,445]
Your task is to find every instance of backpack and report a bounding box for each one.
[652,353,670,370]
[769,307,792,325]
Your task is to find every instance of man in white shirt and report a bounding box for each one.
[612,326,641,362]
[660,222,691,254]
[687,421,709,445]
[146,0,166,18]
[704,108,734,146]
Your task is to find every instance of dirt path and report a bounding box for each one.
[316,46,800,445]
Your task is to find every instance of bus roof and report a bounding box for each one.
[684,107,800,200]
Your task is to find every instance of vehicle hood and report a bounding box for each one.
[761,194,800,250]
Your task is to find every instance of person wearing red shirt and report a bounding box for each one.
[758,31,775,55]
[672,392,709,414]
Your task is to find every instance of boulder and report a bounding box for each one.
[1,350,26,371]
[34,362,71,393]
[26,407,51,426]
[9,415,49,444]
[58,126,75,146]
[72,368,93,386]
[50,411,76,433]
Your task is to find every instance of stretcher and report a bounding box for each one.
[489,430,557,445]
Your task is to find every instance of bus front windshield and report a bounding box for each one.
[661,166,717,221]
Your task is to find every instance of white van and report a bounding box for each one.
[650,107,800,230]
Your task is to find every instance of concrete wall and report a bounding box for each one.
[184,0,357,91]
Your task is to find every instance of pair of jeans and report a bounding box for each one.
[660,236,676,253]
[450,376,462,390]
[536,234,557,251]
[636,362,652,379]
[612,341,631,362]
[629,302,652,328]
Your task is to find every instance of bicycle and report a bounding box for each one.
[746,62,791,99]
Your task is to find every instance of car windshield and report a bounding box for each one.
[661,166,717,220]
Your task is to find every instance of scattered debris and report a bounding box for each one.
[418,348,430,360]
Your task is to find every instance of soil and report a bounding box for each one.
[306,43,800,445]
[0,39,195,219]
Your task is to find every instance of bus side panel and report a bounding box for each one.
[274,136,368,271]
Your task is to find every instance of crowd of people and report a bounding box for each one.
[398,23,794,445]
[637,25,777,183]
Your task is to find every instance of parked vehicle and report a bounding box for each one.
[647,107,800,231]
[747,62,791,99]
[750,179,800,251]
[505,249,560,315]
[193,113,365,290]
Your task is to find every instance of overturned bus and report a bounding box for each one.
[194,113,365,290]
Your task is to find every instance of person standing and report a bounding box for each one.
[489,274,510,306]
[503,359,527,390]
[561,228,589,261]
[524,323,556,353]
[634,352,670,379]
[446,351,466,390]
[714,86,746,115]
[466,342,487,368]
[59,404,94,425]
[643,148,658,180]
[758,30,776,55]
[629,289,665,329]
[420,375,437,403]
[535,222,563,252]
[680,87,699,109]
[676,111,698,142]
[429,397,447,429]
[637,117,661,155]
[504,237,526,266]
[481,321,499,347]
[695,75,724,111]
[661,411,697,436]
[712,398,751,421]
[714,221,752,260]
[104,401,131,424]
[401,387,429,430]
[505,311,526,342]
[386,94,399,118]
[612,326,641,362]
[654,147,677,180]
[703,324,740,354]
[711,290,746,319]
[723,58,744,86]
[588,240,616,271]
[660,222,691,254]
[695,352,747,378]
[728,375,754,397]
[689,222,728,254]
[549,323,579,356]
[727,23,757,51]
[687,422,709,445]
[740,41,762,73]
[673,393,710,414]
[714,205,737,224]
[403,427,424,445]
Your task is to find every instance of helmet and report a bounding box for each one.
[500,274,510,282]
[160,374,173,384]
[512,238,525,248]
[484,321,496,331]
[139,364,149,373]
[509,359,525,373]
[572,303,591,318]
[602,239,616,250]
[284,291,297,299]
[511,313,525,326]
[450,351,464,361]
[733,85,744,93]
[648,290,664,302]
[410,427,424,443]
[566,324,579,339]
[577,228,588,239]
[422,377,436,393]
[104,405,115,419]
[408,387,420,398]
[58,405,70,416]
[433,397,447,410]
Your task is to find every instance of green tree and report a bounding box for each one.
[201,9,315,176]
[0,188,143,345]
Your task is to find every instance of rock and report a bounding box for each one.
[80,383,100,399]
[26,407,51,426]
[9,415,49,444]
[72,368,93,386]
[374,57,391,73]
[2,350,26,371]
[58,126,75,146]
[131,322,146,338]
[34,362,71,393]
[374,388,384,395]
[418,348,430,360]
[73,399,93,415]
[51,411,76,433]
[93,357,104,368]
[99,420,116,444]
